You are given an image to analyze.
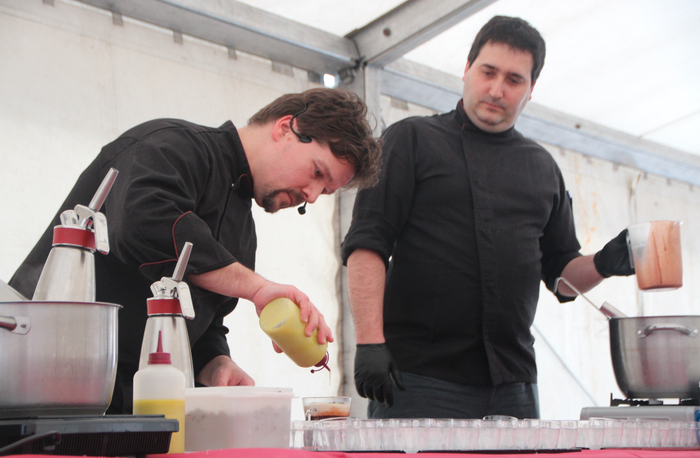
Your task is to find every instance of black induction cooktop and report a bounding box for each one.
[0,415,178,456]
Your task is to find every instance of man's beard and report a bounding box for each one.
[261,189,303,214]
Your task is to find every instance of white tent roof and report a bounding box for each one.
[238,0,699,156]
[72,0,700,184]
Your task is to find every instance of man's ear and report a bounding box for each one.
[271,115,293,142]
[462,61,471,82]
[528,80,537,100]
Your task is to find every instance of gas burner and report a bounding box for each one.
[611,398,658,406]
[609,394,700,407]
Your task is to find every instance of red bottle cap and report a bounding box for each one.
[52,226,97,251]
[148,331,172,365]
[310,352,330,374]
[146,298,183,315]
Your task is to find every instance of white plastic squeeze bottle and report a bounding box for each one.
[133,330,186,453]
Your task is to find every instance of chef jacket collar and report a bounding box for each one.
[222,121,254,199]
[457,99,516,139]
[233,172,254,199]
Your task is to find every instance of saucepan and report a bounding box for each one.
[609,315,700,399]
[0,300,121,418]
[556,277,700,399]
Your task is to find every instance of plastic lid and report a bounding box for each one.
[310,352,330,374]
[184,386,294,398]
[148,331,172,365]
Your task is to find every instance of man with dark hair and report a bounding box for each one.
[249,89,381,190]
[342,16,633,419]
[11,87,382,414]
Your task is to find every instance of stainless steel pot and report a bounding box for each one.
[0,301,121,418]
[610,315,700,399]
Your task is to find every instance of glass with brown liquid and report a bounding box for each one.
[302,396,351,421]
[627,221,683,291]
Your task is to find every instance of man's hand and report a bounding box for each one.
[354,343,405,406]
[195,355,255,387]
[594,229,635,277]
[188,263,333,350]
[251,281,334,349]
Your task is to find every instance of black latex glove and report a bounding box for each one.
[594,229,635,277]
[354,343,405,407]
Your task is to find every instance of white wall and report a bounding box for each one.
[2,0,699,422]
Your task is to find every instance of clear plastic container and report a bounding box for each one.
[317,419,350,451]
[290,419,316,450]
[667,421,683,447]
[451,419,480,450]
[557,420,578,449]
[680,421,698,447]
[355,419,381,451]
[516,419,541,450]
[636,420,653,447]
[537,420,560,450]
[602,419,623,448]
[587,419,605,450]
[620,420,639,448]
[184,386,293,451]
[575,420,590,449]
[425,418,453,451]
[650,420,670,447]
[378,418,399,451]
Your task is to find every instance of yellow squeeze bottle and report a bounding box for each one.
[133,331,186,453]
[259,298,330,371]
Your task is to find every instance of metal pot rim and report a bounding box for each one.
[610,315,700,320]
[0,300,122,308]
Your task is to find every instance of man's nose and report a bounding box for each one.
[302,182,325,204]
[489,78,504,99]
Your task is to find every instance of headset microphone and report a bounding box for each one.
[290,104,312,143]
[298,202,307,215]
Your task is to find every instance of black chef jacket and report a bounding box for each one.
[10,119,256,413]
[341,101,581,387]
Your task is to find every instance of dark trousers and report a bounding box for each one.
[368,372,540,419]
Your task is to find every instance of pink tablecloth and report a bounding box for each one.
[168,448,699,458]
[8,449,700,458]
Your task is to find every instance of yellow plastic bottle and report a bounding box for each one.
[133,331,186,453]
[259,298,329,371]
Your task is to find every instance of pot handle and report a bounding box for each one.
[638,324,699,338]
[0,315,31,335]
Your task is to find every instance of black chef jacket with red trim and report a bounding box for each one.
[10,119,256,413]
[341,101,581,387]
